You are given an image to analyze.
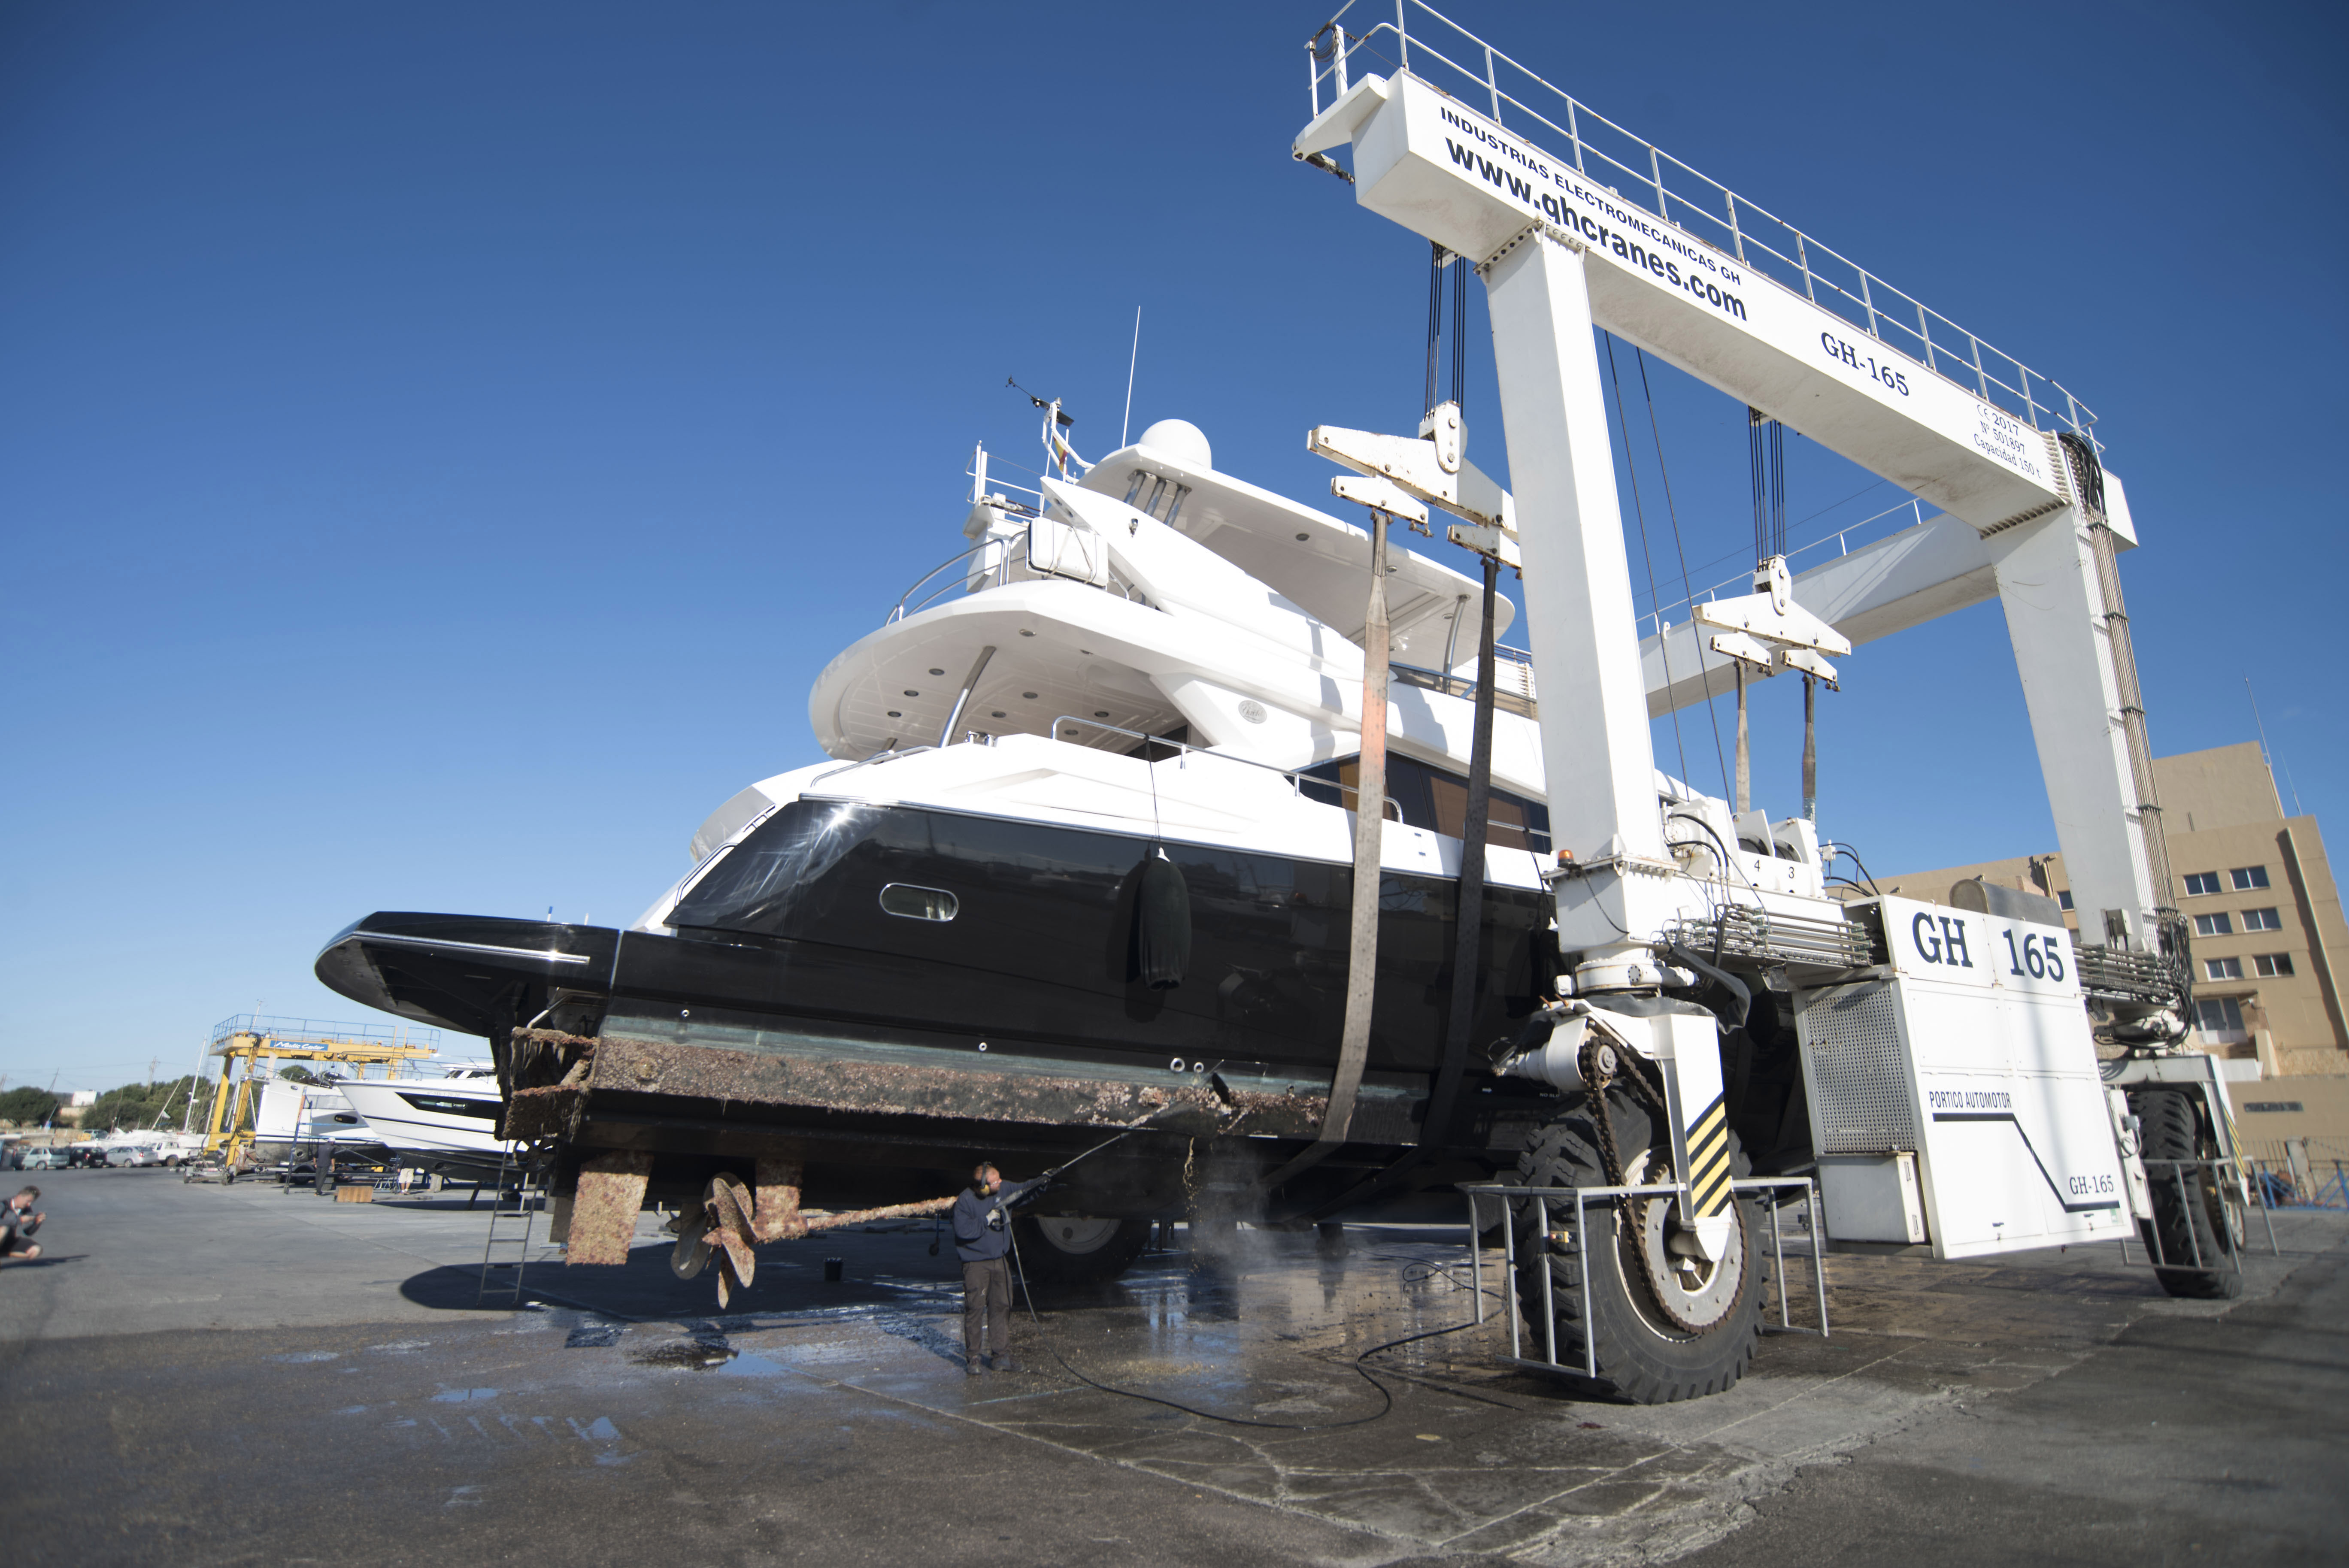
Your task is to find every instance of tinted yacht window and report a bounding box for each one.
[670,800,882,932]
[1299,755,1550,854]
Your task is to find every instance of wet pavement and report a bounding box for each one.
[2,1168,2343,1565]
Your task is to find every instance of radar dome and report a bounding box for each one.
[1137,419,1212,471]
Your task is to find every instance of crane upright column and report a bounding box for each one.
[1481,233,1676,975]
[1987,500,2164,949]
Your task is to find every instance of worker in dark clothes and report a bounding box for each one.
[2,1187,44,1264]
[953,1162,1047,1374]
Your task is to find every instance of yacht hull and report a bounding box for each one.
[315,801,1562,1215]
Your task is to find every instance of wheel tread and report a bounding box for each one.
[1511,1093,1766,1405]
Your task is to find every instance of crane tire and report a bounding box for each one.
[1512,1090,1765,1405]
[2128,1088,2243,1300]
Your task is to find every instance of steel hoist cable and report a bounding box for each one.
[1637,348,1731,799]
[1749,409,1787,563]
[1424,243,1470,418]
[1451,252,1467,414]
[1425,242,1446,415]
[1603,334,1697,795]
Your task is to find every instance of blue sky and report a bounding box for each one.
[4,1,2341,1090]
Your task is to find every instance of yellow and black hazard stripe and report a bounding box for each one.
[1685,1095,1734,1217]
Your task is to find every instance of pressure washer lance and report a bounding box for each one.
[927,1103,1196,1256]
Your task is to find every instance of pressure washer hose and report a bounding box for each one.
[1003,1223,1485,1432]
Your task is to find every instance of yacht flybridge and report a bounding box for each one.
[320,4,2234,1404]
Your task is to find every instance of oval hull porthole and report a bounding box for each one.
[879,883,958,921]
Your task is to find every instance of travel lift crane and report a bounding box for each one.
[1291,6,2247,1400]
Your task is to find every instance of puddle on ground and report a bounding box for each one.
[713,1349,785,1377]
[631,1339,739,1371]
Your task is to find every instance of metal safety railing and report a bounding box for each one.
[1637,498,1932,637]
[2118,1156,2280,1278]
[887,524,1151,626]
[1461,1176,1828,1381]
[1043,715,1415,821]
[2240,1138,2349,1211]
[207,1014,443,1052]
[1305,1,2097,440]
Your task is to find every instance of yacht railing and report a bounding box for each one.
[1306,1,2096,440]
[887,526,1151,626]
[1049,715,1406,821]
[807,745,938,790]
[1391,660,1538,720]
[964,450,1048,515]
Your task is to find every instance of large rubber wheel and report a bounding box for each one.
[1013,1215,1152,1287]
[1512,1091,1765,1404]
[2129,1088,2242,1300]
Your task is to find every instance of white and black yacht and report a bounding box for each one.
[313,416,1756,1241]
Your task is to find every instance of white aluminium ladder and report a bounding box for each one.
[477,1148,539,1306]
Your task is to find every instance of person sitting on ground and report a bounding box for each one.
[2,1187,45,1265]
[953,1162,1049,1375]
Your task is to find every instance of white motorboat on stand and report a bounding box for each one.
[335,1066,515,1184]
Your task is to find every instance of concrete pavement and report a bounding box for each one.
[1,1166,2342,1565]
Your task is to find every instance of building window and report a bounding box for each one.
[2195,997,2244,1033]
[2205,956,2244,981]
[2231,866,2270,890]
[2242,907,2282,932]
[2056,890,2073,911]
[2183,872,2221,896]
[2193,912,2232,937]
[2253,953,2295,978]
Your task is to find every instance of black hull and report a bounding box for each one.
[315,801,1563,1196]
[323,800,1551,1062]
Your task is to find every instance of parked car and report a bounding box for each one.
[21,1146,72,1171]
[66,1147,110,1169]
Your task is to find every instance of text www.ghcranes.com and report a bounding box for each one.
[1440,130,1748,324]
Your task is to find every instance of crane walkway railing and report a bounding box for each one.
[1306,1,2097,440]
[1635,498,1931,636]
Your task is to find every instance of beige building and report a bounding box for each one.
[1866,742,2348,1080]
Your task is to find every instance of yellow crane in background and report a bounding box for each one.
[201,1015,439,1164]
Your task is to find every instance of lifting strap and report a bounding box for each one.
[1259,510,1391,1198]
[1287,551,1502,1226]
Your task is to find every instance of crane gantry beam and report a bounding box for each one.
[1294,44,2171,954]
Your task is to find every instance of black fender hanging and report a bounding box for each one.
[1132,848,1191,989]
